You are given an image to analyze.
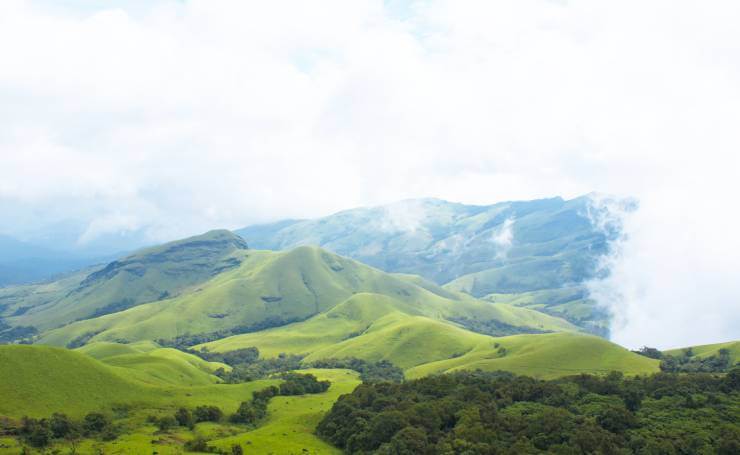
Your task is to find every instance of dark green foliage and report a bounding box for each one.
[633,346,663,359]
[231,444,244,455]
[184,436,209,452]
[659,347,735,373]
[82,413,110,435]
[18,412,111,448]
[317,368,740,454]
[157,316,307,349]
[174,407,193,428]
[308,358,405,383]
[448,316,550,337]
[49,413,75,439]
[66,331,102,349]
[193,405,223,423]
[278,373,331,395]
[193,347,260,365]
[0,320,37,344]
[215,353,305,383]
[155,415,177,432]
[19,417,52,448]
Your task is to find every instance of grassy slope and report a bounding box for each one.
[406,332,660,379]
[0,358,358,455]
[210,369,360,455]
[665,340,740,364]
[38,247,577,347]
[4,230,248,331]
[199,292,575,367]
[77,341,231,387]
[200,294,656,379]
[0,345,275,418]
[483,286,609,336]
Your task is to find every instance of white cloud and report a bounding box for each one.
[491,217,515,259]
[0,0,739,346]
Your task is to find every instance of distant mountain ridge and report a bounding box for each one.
[236,196,606,290]
[0,230,248,331]
[236,195,613,333]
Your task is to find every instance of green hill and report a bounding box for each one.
[235,196,625,332]
[483,285,609,337]
[0,230,248,332]
[37,246,577,347]
[665,340,740,364]
[0,345,275,418]
[77,341,230,386]
[199,294,656,379]
[406,332,660,379]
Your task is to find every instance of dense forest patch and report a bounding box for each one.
[317,368,740,454]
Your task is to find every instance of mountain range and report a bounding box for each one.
[1,195,737,454]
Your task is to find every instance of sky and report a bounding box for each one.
[0,0,739,348]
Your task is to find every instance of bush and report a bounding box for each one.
[193,405,223,423]
[278,373,330,395]
[175,407,194,428]
[184,436,209,452]
[83,413,111,435]
[156,415,177,432]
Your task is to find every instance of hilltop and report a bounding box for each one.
[236,196,617,334]
[37,245,576,347]
[0,230,249,332]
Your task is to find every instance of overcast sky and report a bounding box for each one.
[1,0,739,348]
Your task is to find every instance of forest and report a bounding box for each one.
[317,368,740,454]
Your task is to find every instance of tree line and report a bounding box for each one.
[317,368,740,454]
[634,346,736,373]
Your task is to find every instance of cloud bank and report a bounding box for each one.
[0,0,739,347]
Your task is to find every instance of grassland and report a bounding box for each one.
[0,348,357,455]
[77,341,231,386]
[37,246,577,348]
[406,332,660,379]
[198,294,657,380]
[0,345,275,418]
[665,339,740,364]
[3,230,250,332]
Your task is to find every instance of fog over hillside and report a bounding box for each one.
[1,0,738,347]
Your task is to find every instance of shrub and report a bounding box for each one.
[193,405,223,423]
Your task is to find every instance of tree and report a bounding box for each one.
[49,413,74,439]
[156,415,177,432]
[193,405,223,423]
[174,408,193,428]
[83,413,110,435]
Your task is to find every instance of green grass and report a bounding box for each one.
[406,332,660,379]
[0,362,358,455]
[3,230,249,331]
[37,246,577,347]
[75,342,231,386]
[665,340,740,364]
[0,345,275,418]
[198,294,657,380]
[208,369,360,454]
[198,292,576,369]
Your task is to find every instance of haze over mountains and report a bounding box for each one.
[238,195,613,335]
[1,195,737,454]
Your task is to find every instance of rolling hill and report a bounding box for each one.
[37,245,577,347]
[236,195,624,332]
[199,294,657,379]
[76,341,231,386]
[665,340,740,364]
[0,230,249,332]
[236,196,612,292]
[0,344,276,418]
